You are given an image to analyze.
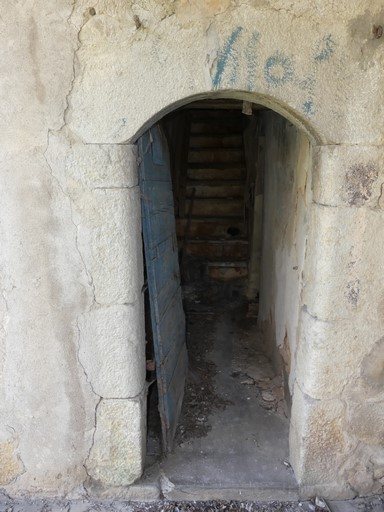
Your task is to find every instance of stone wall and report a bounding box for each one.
[1,0,384,500]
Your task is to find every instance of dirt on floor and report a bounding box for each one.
[174,281,286,447]
[2,497,384,512]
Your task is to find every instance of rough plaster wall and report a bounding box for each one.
[258,113,310,393]
[0,0,98,495]
[67,0,384,145]
[1,0,384,500]
[0,0,145,497]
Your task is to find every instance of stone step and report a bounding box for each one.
[185,198,244,217]
[207,261,249,281]
[189,134,243,148]
[189,108,243,119]
[188,148,245,164]
[183,240,249,260]
[190,119,244,135]
[176,218,247,240]
[187,166,246,181]
[186,182,245,199]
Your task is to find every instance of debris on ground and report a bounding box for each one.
[175,310,231,445]
[1,496,384,512]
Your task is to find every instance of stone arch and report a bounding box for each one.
[129,90,325,145]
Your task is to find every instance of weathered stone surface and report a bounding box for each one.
[68,1,384,145]
[0,148,97,495]
[340,443,384,496]
[86,397,146,487]
[295,310,378,400]
[46,135,139,192]
[302,203,384,323]
[348,402,384,445]
[0,436,24,485]
[360,337,384,392]
[45,137,143,305]
[78,304,145,399]
[0,1,77,151]
[313,145,384,208]
[76,187,143,305]
[290,384,353,498]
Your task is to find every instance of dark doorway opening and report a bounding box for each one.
[140,98,308,494]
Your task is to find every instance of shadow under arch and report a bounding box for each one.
[130,89,325,146]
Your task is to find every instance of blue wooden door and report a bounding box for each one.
[138,124,187,452]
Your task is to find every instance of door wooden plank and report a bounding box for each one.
[139,124,187,452]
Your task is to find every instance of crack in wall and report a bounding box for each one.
[83,395,102,485]
[82,384,147,486]
[62,1,83,131]
[75,319,101,400]
[43,131,98,309]
[301,304,330,324]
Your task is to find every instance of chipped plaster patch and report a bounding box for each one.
[0,437,24,485]
[344,163,378,206]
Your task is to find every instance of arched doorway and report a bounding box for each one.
[138,97,312,496]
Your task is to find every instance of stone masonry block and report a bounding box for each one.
[46,134,139,193]
[296,309,369,400]
[86,397,146,487]
[0,433,24,485]
[290,383,353,498]
[78,304,145,398]
[46,135,143,305]
[77,187,143,305]
[302,203,384,323]
[313,145,384,208]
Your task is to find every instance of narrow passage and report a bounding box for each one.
[157,283,297,496]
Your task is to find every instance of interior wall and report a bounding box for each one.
[258,112,311,397]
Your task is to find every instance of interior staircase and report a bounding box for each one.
[176,107,249,282]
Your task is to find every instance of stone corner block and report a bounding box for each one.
[312,145,384,208]
[78,304,145,398]
[86,396,146,487]
[289,384,350,495]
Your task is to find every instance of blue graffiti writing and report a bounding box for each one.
[303,98,314,116]
[245,31,260,90]
[264,52,294,88]
[212,26,243,89]
[314,34,336,62]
